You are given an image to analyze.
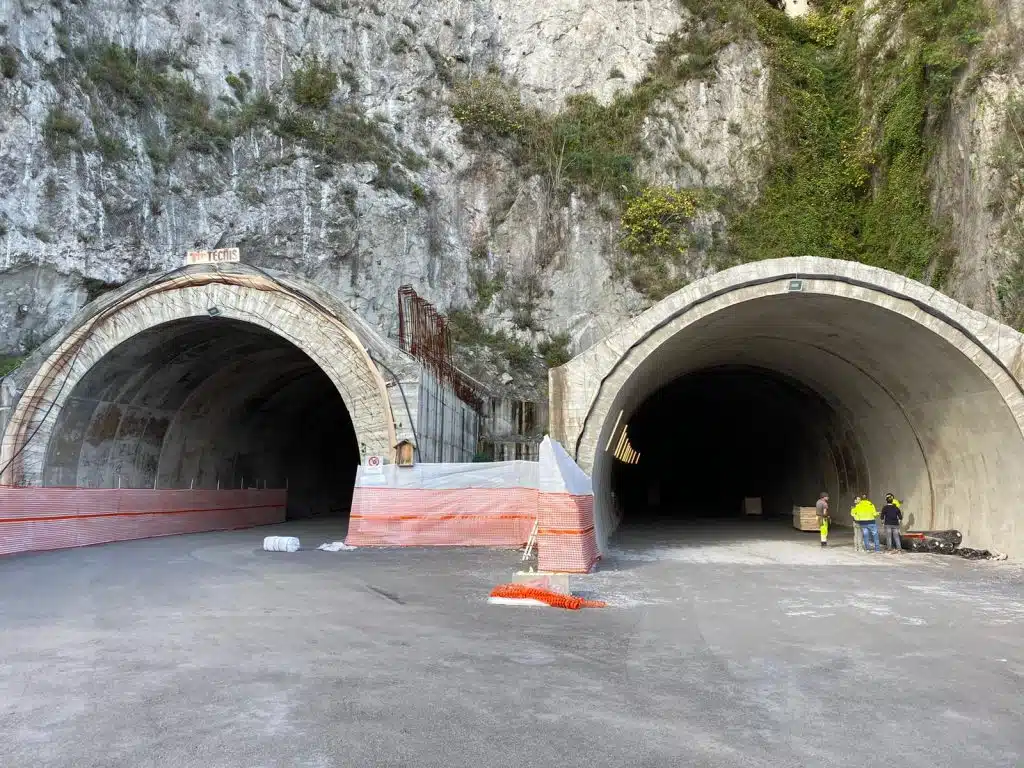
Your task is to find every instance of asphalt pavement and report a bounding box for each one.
[1,518,1021,767]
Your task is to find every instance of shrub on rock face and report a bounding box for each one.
[1,45,18,79]
[291,56,338,110]
[451,74,527,138]
[616,186,700,300]
[42,107,83,159]
[620,186,698,258]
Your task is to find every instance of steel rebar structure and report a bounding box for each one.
[397,286,483,412]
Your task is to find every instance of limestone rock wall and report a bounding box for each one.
[931,0,1024,316]
[0,1,673,377]
[3,0,1023,399]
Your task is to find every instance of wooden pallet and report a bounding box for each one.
[793,505,819,531]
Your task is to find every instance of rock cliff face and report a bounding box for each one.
[0,0,766,395]
[1,0,1022,395]
[931,0,1024,318]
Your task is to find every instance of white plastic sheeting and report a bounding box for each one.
[355,459,539,489]
[317,541,357,551]
[263,536,300,552]
[539,436,592,495]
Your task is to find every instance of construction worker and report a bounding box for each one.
[816,491,830,547]
[851,494,880,552]
[852,495,864,552]
[881,493,903,552]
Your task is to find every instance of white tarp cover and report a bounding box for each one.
[539,436,593,495]
[355,459,539,490]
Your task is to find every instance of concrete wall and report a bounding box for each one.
[479,396,547,461]
[415,368,479,463]
[550,257,1024,557]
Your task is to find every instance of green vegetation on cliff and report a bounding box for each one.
[452,0,990,298]
[993,97,1024,328]
[724,0,986,284]
[42,40,421,192]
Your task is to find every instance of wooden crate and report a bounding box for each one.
[793,505,819,531]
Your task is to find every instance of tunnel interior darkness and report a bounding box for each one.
[611,366,865,524]
[43,318,360,519]
[590,291,1024,552]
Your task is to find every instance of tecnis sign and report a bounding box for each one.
[185,248,241,265]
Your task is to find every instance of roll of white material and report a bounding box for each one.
[263,536,300,552]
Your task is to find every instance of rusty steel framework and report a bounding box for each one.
[397,285,483,412]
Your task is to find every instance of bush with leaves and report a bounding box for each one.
[620,187,699,257]
[452,74,527,138]
[291,56,338,110]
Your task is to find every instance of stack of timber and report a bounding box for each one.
[793,505,819,531]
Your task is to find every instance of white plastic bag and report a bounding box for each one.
[263,536,300,552]
[317,541,357,552]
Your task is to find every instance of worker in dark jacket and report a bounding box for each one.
[880,493,903,552]
[815,491,830,547]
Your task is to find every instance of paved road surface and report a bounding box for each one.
[2,519,1021,767]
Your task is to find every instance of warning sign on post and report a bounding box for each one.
[185,247,241,265]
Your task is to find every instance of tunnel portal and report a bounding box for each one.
[0,267,398,524]
[43,318,359,520]
[554,257,1024,557]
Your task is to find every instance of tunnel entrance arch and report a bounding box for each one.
[550,257,1024,557]
[1,268,396,515]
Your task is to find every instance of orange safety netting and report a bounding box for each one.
[0,488,287,556]
[488,583,606,609]
[345,487,538,546]
[344,437,602,573]
[537,493,600,573]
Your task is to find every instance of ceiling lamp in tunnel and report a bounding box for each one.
[207,306,222,317]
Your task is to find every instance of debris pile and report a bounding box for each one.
[317,541,357,552]
[902,531,1006,560]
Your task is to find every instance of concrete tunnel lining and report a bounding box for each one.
[1,271,397,496]
[41,318,360,517]
[552,257,1024,558]
[611,365,872,524]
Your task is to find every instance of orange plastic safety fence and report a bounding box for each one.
[346,487,538,546]
[0,488,287,556]
[537,493,600,573]
[489,583,606,609]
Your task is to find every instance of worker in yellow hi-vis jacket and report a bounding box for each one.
[851,495,880,552]
[815,491,830,547]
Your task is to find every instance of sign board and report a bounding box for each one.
[186,247,241,266]
[361,455,386,486]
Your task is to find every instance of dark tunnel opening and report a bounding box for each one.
[609,366,864,532]
[43,318,360,520]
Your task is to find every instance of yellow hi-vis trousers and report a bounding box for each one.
[819,517,829,543]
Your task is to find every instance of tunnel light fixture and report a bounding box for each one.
[207,306,222,316]
[787,279,804,292]
[604,409,640,464]
[613,423,641,465]
[604,410,624,452]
